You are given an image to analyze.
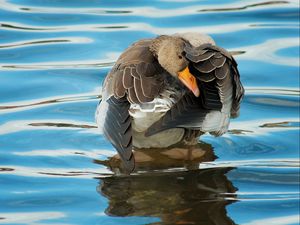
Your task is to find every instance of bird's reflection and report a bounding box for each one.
[96,141,216,173]
[95,142,237,225]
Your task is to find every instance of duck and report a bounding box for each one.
[96,32,244,173]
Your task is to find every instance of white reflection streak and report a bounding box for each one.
[13,149,114,158]
[231,197,298,201]
[0,51,118,70]
[243,215,299,225]
[237,191,300,195]
[0,165,113,178]
[0,87,101,114]
[245,87,299,96]
[0,212,67,225]
[228,117,299,136]
[200,158,299,169]
[0,119,98,135]
[231,37,299,66]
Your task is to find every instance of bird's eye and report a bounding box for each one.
[178,51,186,59]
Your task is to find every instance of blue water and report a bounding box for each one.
[0,0,299,224]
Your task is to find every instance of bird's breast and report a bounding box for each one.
[129,87,185,148]
[129,86,184,131]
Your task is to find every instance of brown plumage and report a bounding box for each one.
[96,32,244,173]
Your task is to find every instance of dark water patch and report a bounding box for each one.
[228,129,253,135]
[0,168,15,172]
[18,7,132,15]
[0,94,99,111]
[29,122,97,129]
[198,1,290,12]
[0,23,55,31]
[0,39,83,49]
[1,62,114,70]
[260,121,300,128]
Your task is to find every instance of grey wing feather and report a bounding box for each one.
[122,67,134,89]
[230,58,244,118]
[99,39,165,171]
[102,96,134,173]
[105,40,164,104]
[186,43,244,117]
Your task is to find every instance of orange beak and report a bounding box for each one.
[178,66,200,97]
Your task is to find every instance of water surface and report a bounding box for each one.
[0,0,299,224]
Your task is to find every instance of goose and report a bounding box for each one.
[96,32,244,173]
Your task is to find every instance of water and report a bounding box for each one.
[0,0,299,224]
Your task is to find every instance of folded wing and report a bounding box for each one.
[96,39,165,171]
[146,43,244,136]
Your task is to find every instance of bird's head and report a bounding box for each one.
[150,36,200,97]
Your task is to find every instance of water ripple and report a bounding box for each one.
[198,1,290,12]
[0,165,113,178]
[1,21,298,34]
[0,37,92,49]
[0,61,114,70]
[0,93,100,112]
[0,212,66,225]
[0,120,98,135]
[1,0,296,16]
[231,37,299,66]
